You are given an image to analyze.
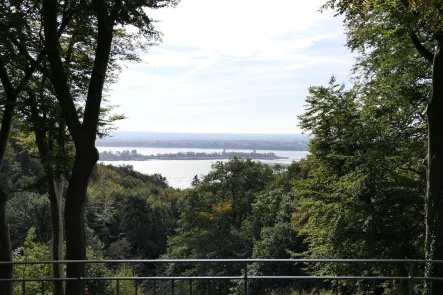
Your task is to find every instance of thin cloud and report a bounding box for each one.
[194,91,310,104]
[176,53,219,83]
[109,0,353,134]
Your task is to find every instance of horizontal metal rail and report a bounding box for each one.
[1,259,441,294]
[1,258,443,265]
[2,275,443,282]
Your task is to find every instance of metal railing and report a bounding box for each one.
[1,259,442,294]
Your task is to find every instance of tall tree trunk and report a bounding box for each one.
[41,2,117,294]
[64,145,98,295]
[30,87,66,295]
[425,33,443,295]
[48,176,65,295]
[0,189,12,295]
[0,42,40,295]
[0,57,16,295]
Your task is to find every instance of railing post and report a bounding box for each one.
[244,262,248,295]
[6,259,434,295]
[409,262,414,295]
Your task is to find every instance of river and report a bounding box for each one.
[97,147,309,189]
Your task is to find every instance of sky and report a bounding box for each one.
[108,0,354,134]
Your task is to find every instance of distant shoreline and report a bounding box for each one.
[99,150,291,161]
[97,142,308,151]
[101,156,289,161]
[97,132,310,151]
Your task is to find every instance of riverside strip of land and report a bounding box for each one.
[99,150,289,161]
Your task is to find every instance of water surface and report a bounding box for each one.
[98,147,309,189]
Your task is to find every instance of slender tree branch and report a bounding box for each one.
[409,31,434,63]
[110,0,122,22]
[58,0,71,38]
[3,33,52,78]
[0,53,42,167]
[0,57,15,101]
[0,57,18,168]
[58,0,89,39]
[29,91,49,159]
[0,58,16,167]
[82,0,120,143]
[43,0,82,143]
[64,32,78,70]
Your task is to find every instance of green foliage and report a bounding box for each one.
[120,194,154,256]
[13,228,53,295]
[165,159,275,258]
[0,136,46,194]
[324,0,443,40]
[291,3,433,291]
[86,164,179,263]
[7,192,51,249]
[164,159,273,272]
[12,228,142,295]
[2,0,435,286]
[293,78,425,282]
[85,235,142,295]
[163,158,306,293]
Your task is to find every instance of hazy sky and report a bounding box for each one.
[109,0,353,134]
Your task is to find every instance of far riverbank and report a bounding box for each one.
[98,147,309,189]
[99,149,289,161]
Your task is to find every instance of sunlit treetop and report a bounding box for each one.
[324,0,443,36]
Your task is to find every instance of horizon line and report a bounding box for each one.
[109,131,310,135]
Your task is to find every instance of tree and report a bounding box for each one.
[0,17,43,293]
[322,0,441,292]
[163,159,276,293]
[120,195,153,257]
[248,187,306,294]
[7,192,52,250]
[19,85,72,295]
[15,40,125,294]
[293,78,425,293]
[3,1,125,292]
[1,0,179,294]
[12,228,141,295]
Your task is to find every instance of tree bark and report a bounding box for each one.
[64,145,98,295]
[30,85,66,295]
[0,49,41,294]
[48,176,65,295]
[425,32,443,295]
[0,57,17,295]
[0,189,12,295]
[410,31,434,63]
[41,1,118,293]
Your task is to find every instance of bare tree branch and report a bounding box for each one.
[2,30,52,78]
[0,51,43,166]
[82,0,121,142]
[409,31,434,63]
[43,0,82,143]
